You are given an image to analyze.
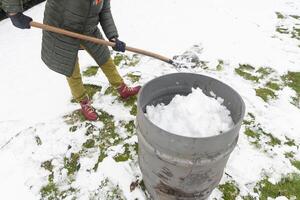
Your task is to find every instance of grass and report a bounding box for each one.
[291,160,300,170]
[265,81,280,91]
[282,71,300,107]
[113,142,138,162]
[64,153,81,176]
[284,136,297,147]
[92,110,124,170]
[256,67,275,79]
[85,84,102,99]
[235,68,259,82]
[276,27,289,34]
[219,181,240,200]
[243,113,282,149]
[104,86,138,116]
[282,72,300,95]
[82,66,99,77]
[70,84,101,103]
[104,86,119,96]
[41,106,136,198]
[82,138,95,148]
[255,173,300,200]
[63,110,86,125]
[290,15,300,20]
[275,14,300,40]
[89,179,126,200]
[239,64,255,71]
[276,12,285,19]
[255,88,277,102]
[113,53,141,67]
[125,73,141,83]
[216,60,224,71]
[40,159,78,199]
[284,151,295,159]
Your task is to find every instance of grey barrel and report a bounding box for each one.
[136,73,245,200]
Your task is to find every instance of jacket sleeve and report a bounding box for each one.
[99,0,119,40]
[1,0,23,13]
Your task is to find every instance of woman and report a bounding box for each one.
[3,0,141,121]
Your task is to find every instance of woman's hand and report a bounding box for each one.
[110,37,126,52]
[8,12,32,29]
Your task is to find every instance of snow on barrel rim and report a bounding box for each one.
[145,87,235,138]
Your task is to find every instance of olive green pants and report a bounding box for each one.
[67,57,124,102]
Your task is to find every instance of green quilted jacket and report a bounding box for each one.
[2,0,118,77]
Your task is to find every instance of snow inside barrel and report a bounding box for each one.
[136,73,245,200]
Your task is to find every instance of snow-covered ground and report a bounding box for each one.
[0,0,299,199]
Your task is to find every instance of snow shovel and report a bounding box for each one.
[30,21,179,66]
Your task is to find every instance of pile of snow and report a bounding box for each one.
[146,88,234,137]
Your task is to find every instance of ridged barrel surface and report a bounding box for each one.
[137,73,245,200]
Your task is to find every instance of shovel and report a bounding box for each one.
[30,21,177,66]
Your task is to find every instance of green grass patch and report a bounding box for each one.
[92,110,123,170]
[284,136,297,147]
[64,153,81,176]
[82,66,99,77]
[245,128,260,139]
[41,160,54,172]
[40,159,78,199]
[40,184,77,200]
[256,173,300,200]
[244,127,262,148]
[284,152,295,159]
[121,120,136,136]
[256,67,275,79]
[63,110,86,125]
[255,88,277,102]
[235,68,259,82]
[113,53,140,67]
[90,178,126,200]
[276,12,285,19]
[40,182,59,200]
[83,139,96,149]
[239,64,255,71]
[113,143,138,162]
[265,81,280,91]
[242,195,256,200]
[125,73,141,83]
[70,84,101,103]
[216,60,224,71]
[104,86,119,96]
[276,27,289,34]
[282,71,300,107]
[291,160,300,170]
[290,15,300,20]
[219,181,240,200]
[85,84,101,99]
[243,115,282,149]
[69,125,79,132]
[282,71,300,95]
[291,27,300,40]
[264,132,282,146]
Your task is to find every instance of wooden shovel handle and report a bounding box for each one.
[30,21,173,65]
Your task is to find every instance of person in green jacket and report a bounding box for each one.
[3,0,141,121]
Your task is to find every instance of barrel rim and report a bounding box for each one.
[137,72,246,140]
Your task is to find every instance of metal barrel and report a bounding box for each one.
[136,73,245,200]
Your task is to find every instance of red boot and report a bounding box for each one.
[80,98,98,121]
[117,83,141,99]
